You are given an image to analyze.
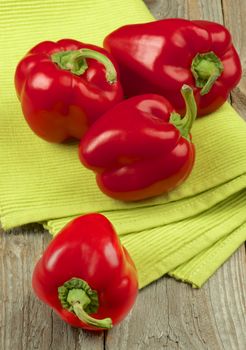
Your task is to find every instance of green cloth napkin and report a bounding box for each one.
[1,0,246,288]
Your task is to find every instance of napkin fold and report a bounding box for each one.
[1,0,246,288]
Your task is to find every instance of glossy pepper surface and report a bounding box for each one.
[79,85,197,201]
[32,213,138,330]
[104,19,242,116]
[15,39,123,142]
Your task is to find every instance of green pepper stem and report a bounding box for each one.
[67,289,112,329]
[51,48,117,84]
[191,51,224,95]
[58,278,113,330]
[169,85,197,141]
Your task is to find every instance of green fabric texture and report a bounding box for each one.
[1,0,246,288]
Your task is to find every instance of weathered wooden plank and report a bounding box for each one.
[144,0,187,18]
[222,0,246,120]
[186,0,223,22]
[105,246,246,350]
[144,0,223,22]
[1,227,245,350]
[206,244,246,350]
[0,226,52,350]
[0,228,104,350]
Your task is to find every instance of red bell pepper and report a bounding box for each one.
[32,213,138,330]
[15,39,123,142]
[79,85,196,201]
[104,19,242,116]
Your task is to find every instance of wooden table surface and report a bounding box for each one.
[1,1,246,349]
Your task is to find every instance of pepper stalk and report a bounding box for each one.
[58,278,113,329]
[51,48,117,84]
[191,51,224,95]
[169,84,197,141]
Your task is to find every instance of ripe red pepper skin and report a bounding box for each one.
[32,214,138,331]
[15,39,123,142]
[104,19,242,116]
[79,85,196,201]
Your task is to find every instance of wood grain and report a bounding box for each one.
[105,245,246,350]
[1,229,245,350]
[222,0,246,120]
[144,0,223,21]
[1,1,246,350]
[0,228,105,350]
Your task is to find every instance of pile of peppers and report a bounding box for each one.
[15,18,241,330]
